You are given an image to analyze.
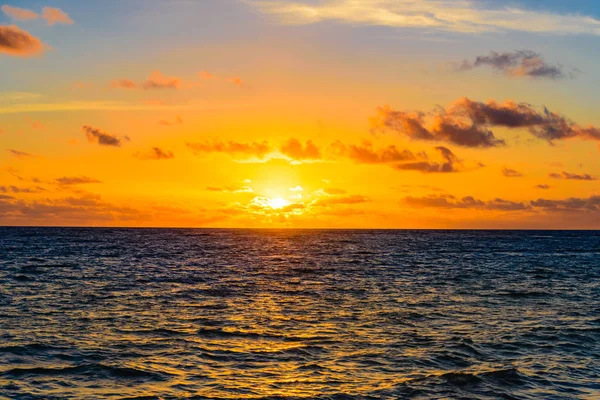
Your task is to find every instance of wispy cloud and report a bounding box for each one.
[55,176,101,185]
[83,125,129,147]
[7,148,33,158]
[1,5,38,21]
[503,168,524,178]
[250,0,600,35]
[458,50,576,79]
[42,7,73,26]
[1,5,73,25]
[134,147,175,160]
[549,171,597,181]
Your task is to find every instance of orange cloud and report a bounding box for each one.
[111,79,138,89]
[55,176,102,185]
[143,71,182,90]
[1,5,38,21]
[279,138,321,161]
[331,140,417,164]
[394,146,463,173]
[158,115,183,126]
[187,140,272,158]
[0,25,45,57]
[198,71,215,79]
[134,147,175,160]
[41,7,73,26]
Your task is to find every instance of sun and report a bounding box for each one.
[267,197,290,209]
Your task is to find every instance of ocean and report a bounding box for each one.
[0,228,598,399]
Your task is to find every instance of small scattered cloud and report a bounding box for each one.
[279,138,321,161]
[323,188,347,195]
[134,147,175,160]
[158,115,183,126]
[41,7,73,26]
[143,70,182,90]
[0,185,45,193]
[502,168,524,178]
[458,50,574,79]
[404,194,530,211]
[187,140,272,159]
[549,171,597,181]
[331,140,417,164]
[205,185,253,193]
[0,25,45,57]
[2,5,73,25]
[536,184,551,190]
[313,194,370,207]
[394,146,463,173]
[198,71,215,79]
[55,176,102,185]
[111,79,138,89]
[7,148,32,158]
[83,125,129,147]
[228,77,244,86]
[1,5,38,21]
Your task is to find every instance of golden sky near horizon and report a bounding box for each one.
[1,0,600,228]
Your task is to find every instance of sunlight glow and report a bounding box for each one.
[268,197,290,209]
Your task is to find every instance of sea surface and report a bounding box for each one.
[0,228,599,399]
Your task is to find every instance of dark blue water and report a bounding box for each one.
[0,228,599,399]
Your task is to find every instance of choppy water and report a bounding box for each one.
[0,228,599,399]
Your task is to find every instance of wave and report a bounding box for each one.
[0,364,170,381]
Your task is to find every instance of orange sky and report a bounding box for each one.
[2,0,600,228]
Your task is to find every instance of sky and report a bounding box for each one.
[1,0,600,228]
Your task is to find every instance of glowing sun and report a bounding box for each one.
[267,197,290,209]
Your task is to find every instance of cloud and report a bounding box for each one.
[394,146,462,173]
[83,125,129,147]
[2,5,73,26]
[0,185,45,193]
[142,71,182,90]
[313,194,370,207]
[404,194,530,211]
[7,148,32,158]
[331,140,417,164]
[187,140,272,159]
[536,184,551,190]
[0,25,45,57]
[134,147,175,160]
[0,193,141,224]
[531,196,600,212]
[198,71,215,79]
[111,79,137,89]
[373,97,600,147]
[549,171,597,181]
[41,7,73,26]
[228,77,244,86]
[503,168,524,178]
[279,138,321,161]
[55,176,102,185]
[323,188,347,195]
[206,185,253,193]
[158,115,183,126]
[250,0,600,36]
[459,50,573,79]
[1,5,38,21]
